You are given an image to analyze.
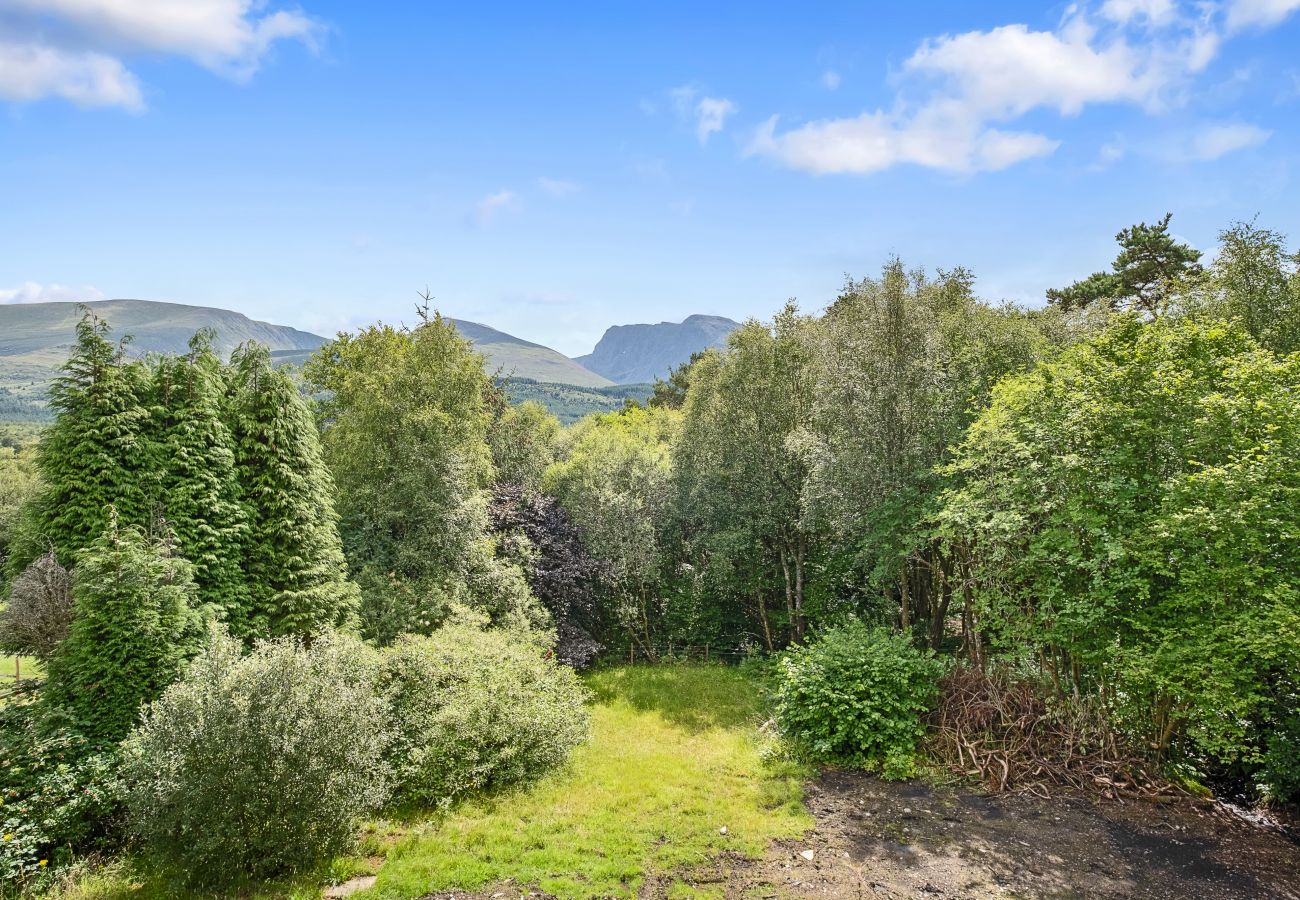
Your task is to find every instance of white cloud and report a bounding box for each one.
[537,177,580,197]
[671,85,737,143]
[821,70,841,90]
[1101,0,1177,25]
[472,189,518,226]
[748,107,1058,176]
[1189,122,1271,159]
[750,4,1246,177]
[0,39,143,109]
[0,0,320,109]
[0,281,106,304]
[1225,0,1300,30]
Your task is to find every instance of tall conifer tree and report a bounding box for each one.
[12,310,155,575]
[227,344,356,637]
[43,514,205,744]
[150,330,248,617]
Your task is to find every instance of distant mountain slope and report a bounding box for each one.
[448,319,612,387]
[0,301,613,422]
[575,314,740,384]
[0,299,326,365]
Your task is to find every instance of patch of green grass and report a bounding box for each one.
[361,663,810,899]
[0,655,41,687]
[49,664,809,900]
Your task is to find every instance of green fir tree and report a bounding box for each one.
[227,344,357,637]
[43,513,206,744]
[149,330,248,619]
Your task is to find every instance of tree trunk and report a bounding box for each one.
[793,533,807,642]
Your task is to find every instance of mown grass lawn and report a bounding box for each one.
[53,663,810,900]
[361,664,811,899]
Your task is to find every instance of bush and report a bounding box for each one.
[120,629,391,886]
[0,704,122,891]
[775,622,941,777]
[0,551,73,661]
[379,622,590,808]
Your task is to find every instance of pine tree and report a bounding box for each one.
[12,310,156,576]
[1047,212,1202,316]
[150,330,248,619]
[227,344,357,637]
[43,513,206,744]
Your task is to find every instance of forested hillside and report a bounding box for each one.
[1,215,1298,896]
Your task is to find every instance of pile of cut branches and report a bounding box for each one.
[929,665,1178,802]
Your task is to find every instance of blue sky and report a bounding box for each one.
[2,1,1298,355]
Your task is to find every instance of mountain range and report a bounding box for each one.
[0,300,739,422]
[576,314,740,384]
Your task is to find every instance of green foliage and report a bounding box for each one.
[0,704,122,891]
[379,622,590,808]
[305,312,541,643]
[1180,219,1300,355]
[775,622,942,777]
[488,399,560,492]
[674,306,818,646]
[13,313,155,576]
[545,405,679,652]
[1047,213,1202,316]
[500,379,654,425]
[229,344,357,638]
[43,518,206,745]
[121,628,391,886]
[938,314,1300,777]
[0,442,40,572]
[148,332,248,616]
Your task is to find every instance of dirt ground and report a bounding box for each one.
[419,770,1300,900]
[644,770,1300,900]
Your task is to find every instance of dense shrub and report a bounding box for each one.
[121,629,391,885]
[0,551,73,660]
[775,622,942,777]
[0,705,122,891]
[379,622,590,808]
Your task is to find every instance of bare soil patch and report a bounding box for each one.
[645,770,1300,899]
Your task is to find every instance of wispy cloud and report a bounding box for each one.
[671,85,737,143]
[1189,122,1272,159]
[0,0,322,110]
[748,2,1289,177]
[0,281,106,304]
[821,70,842,90]
[1225,0,1300,30]
[537,177,581,197]
[472,189,519,226]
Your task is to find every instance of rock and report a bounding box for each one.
[323,876,377,898]
[719,826,728,834]
[800,849,816,861]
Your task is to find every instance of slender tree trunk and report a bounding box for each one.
[793,533,806,642]
[755,592,774,651]
[779,545,796,644]
[899,562,912,630]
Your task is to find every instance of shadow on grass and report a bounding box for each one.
[583,663,765,734]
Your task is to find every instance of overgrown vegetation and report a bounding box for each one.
[1,211,1298,895]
